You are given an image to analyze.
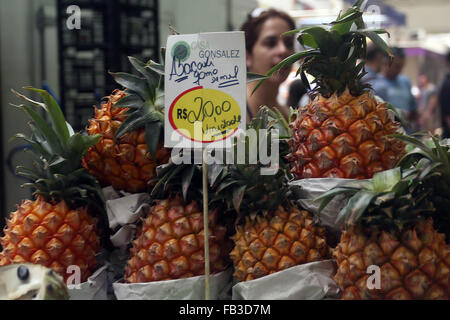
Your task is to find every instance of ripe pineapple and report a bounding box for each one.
[0,88,105,282]
[124,161,232,283]
[215,108,331,282]
[83,56,170,193]
[258,0,404,179]
[318,167,449,299]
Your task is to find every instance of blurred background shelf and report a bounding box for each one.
[57,0,160,131]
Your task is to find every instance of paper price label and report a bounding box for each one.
[169,87,241,143]
[164,32,246,148]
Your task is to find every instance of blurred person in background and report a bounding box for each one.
[241,8,295,121]
[417,74,440,134]
[361,43,387,85]
[372,47,418,132]
[287,79,307,109]
[439,51,450,138]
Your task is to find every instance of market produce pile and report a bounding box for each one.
[0,0,447,300]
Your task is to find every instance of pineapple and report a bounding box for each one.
[318,167,449,299]
[0,88,105,282]
[124,161,232,283]
[394,133,450,243]
[215,108,331,282]
[83,56,170,193]
[258,0,404,179]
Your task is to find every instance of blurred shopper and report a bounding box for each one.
[362,43,386,85]
[372,47,418,132]
[287,79,307,109]
[418,74,440,133]
[241,8,295,121]
[439,51,450,138]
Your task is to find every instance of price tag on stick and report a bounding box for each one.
[164,32,247,300]
[165,32,246,148]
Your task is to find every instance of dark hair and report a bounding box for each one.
[446,50,450,63]
[240,8,296,53]
[366,44,385,61]
[391,47,405,59]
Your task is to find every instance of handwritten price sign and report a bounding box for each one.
[165,32,246,148]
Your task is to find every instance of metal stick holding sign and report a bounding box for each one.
[164,32,247,300]
[202,148,210,299]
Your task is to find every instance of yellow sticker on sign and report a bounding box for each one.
[169,86,242,143]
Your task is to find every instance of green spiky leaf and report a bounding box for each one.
[145,122,162,159]
[253,49,319,94]
[181,165,196,200]
[110,72,152,101]
[113,94,144,109]
[23,87,70,145]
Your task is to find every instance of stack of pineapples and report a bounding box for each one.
[0,88,105,283]
[259,0,449,299]
[1,0,447,300]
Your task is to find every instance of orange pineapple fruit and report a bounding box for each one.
[230,205,330,281]
[289,89,404,179]
[83,57,170,193]
[334,220,449,299]
[123,156,233,283]
[257,1,405,179]
[0,88,105,282]
[0,197,100,283]
[124,196,231,283]
[318,166,449,300]
[216,108,331,282]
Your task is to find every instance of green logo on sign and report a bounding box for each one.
[172,41,190,62]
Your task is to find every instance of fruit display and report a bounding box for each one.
[2,0,448,303]
[0,88,104,282]
[257,0,405,180]
[395,134,450,242]
[123,161,232,283]
[0,264,69,300]
[318,167,449,299]
[215,108,331,282]
[83,57,170,193]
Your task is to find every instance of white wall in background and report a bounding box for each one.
[0,0,258,214]
[0,0,58,215]
[159,0,257,48]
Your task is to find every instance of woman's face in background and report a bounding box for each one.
[247,17,294,85]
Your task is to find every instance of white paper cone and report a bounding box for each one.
[113,269,233,300]
[290,178,368,233]
[232,260,339,300]
[68,265,109,300]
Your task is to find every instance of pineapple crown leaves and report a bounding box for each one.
[109,55,165,159]
[151,157,217,207]
[253,0,393,97]
[10,88,104,211]
[394,132,450,182]
[150,106,292,214]
[393,132,450,237]
[211,107,295,220]
[316,166,436,231]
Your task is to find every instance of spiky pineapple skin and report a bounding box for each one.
[124,196,232,283]
[334,219,449,300]
[288,89,405,179]
[83,90,170,193]
[0,197,100,282]
[230,206,331,282]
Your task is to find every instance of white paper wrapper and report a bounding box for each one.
[106,193,151,230]
[290,178,367,233]
[113,268,233,300]
[68,264,109,300]
[104,187,151,250]
[232,260,339,300]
